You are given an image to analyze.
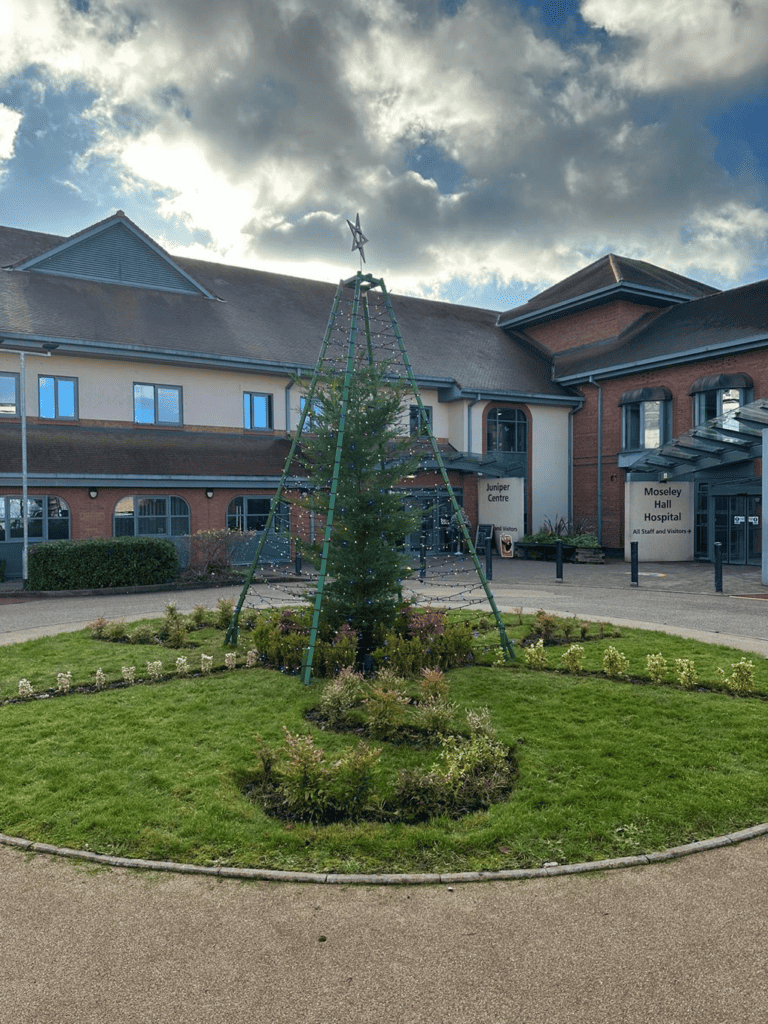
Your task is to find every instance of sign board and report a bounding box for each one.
[477,478,524,558]
[624,481,694,561]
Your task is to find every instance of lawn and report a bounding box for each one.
[1,609,767,874]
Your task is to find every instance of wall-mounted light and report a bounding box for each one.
[88,488,99,499]
[205,489,214,499]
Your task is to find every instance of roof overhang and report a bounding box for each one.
[498,282,691,331]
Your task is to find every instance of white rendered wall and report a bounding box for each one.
[529,405,570,531]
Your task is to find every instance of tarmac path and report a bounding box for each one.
[1,559,767,1022]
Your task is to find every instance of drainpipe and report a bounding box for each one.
[467,393,481,453]
[284,372,299,433]
[589,376,603,545]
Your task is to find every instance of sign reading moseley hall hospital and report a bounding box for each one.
[624,482,694,561]
[477,478,524,556]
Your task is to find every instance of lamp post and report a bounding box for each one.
[0,343,55,582]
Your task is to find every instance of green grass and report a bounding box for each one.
[2,611,768,873]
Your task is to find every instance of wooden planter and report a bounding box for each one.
[574,547,605,564]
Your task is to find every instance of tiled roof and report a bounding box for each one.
[0,222,569,400]
[0,422,296,480]
[553,277,768,380]
[498,254,719,326]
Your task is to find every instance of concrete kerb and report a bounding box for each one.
[3,823,768,884]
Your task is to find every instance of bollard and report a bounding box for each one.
[485,536,493,581]
[555,540,563,582]
[420,537,427,581]
[630,541,639,586]
[295,550,302,575]
[714,541,723,593]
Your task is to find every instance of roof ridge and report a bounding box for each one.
[608,253,622,284]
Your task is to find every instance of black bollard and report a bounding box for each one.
[555,540,563,582]
[420,537,427,581]
[485,536,493,581]
[714,541,723,593]
[630,541,639,586]
[295,550,302,575]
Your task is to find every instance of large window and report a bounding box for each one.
[409,404,433,437]
[0,496,70,541]
[486,407,527,452]
[133,383,182,425]
[0,372,19,415]
[39,375,78,419]
[620,388,671,451]
[113,496,190,536]
[244,392,273,430]
[690,374,752,426]
[226,496,289,533]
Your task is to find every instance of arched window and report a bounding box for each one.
[486,408,527,453]
[0,496,70,541]
[113,496,190,536]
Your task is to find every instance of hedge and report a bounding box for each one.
[27,537,180,591]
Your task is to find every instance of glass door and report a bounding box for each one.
[713,493,761,564]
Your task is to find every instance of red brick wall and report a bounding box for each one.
[571,349,768,549]
[526,301,665,352]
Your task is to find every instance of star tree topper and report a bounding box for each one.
[347,213,369,263]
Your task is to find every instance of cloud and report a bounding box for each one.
[0,0,766,301]
[0,103,21,169]
[581,0,768,93]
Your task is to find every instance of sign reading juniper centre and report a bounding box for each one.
[477,478,524,557]
[624,481,694,561]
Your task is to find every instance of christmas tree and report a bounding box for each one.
[297,353,421,659]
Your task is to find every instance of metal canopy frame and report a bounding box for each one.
[225,270,515,679]
[628,399,768,480]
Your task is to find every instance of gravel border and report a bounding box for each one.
[3,823,768,884]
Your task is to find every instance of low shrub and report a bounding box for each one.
[603,646,629,679]
[27,537,179,590]
[718,658,755,695]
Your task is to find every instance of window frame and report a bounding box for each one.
[38,374,79,420]
[113,495,190,537]
[619,388,671,453]
[0,495,70,542]
[226,496,289,533]
[133,383,183,426]
[243,391,274,431]
[485,407,528,454]
[690,374,752,427]
[0,371,20,416]
[409,404,433,437]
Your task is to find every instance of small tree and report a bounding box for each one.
[297,355,421,659]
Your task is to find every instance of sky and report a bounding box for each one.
[0,0,767,312]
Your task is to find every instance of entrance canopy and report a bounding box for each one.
[628,399,768,480]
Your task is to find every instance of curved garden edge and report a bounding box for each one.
[3,823,768,885]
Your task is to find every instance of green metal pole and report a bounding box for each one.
[300,273,363,683]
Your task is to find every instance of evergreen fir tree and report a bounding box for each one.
[297,354,421,658]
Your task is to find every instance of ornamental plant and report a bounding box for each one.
[675,658,698,690]
[18,679,33,699]
[523,639,548,669]
[559,644,585,674]
[602,646,629,678]
[718,658,755,695]
[295,355,421,661]
[646,653,668,685]
[56,671,72,693]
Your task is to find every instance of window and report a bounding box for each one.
[0,372,19,415]
[486,407,527,452]
[409,404,433,437]
[226,496,289,532]
[113,496,190,536]
[690,374,752,426]
[0,496,70,541]
[244,392,273,430]
[619,388,671,451]
[39,375,78,419]
[300,395,323,432]
[133,383,182,425]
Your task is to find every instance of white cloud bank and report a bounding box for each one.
[1,0,767,300]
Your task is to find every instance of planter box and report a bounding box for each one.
[574,547,605,563]
[514,542,576,561]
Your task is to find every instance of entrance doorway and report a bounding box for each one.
[713,494,762,565]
